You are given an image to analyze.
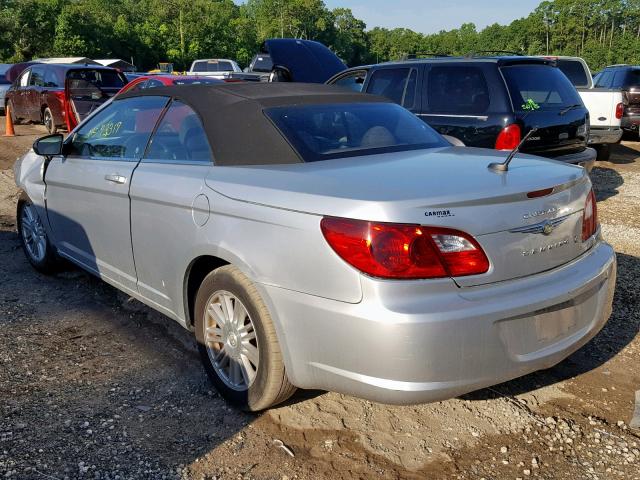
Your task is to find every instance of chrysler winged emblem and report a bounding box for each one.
[510,215,570,236]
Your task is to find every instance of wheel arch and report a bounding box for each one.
[183,255,229,328]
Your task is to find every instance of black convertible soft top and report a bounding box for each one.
[117,83,391,166]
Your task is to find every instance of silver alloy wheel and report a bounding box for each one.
[204,290,259,391]
[44,109,53,133]
[20,203,47,263]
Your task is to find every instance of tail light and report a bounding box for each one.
[320,217,490,279]
[581,189,598,241]
[495,124,521,150]
[615,102,624,119]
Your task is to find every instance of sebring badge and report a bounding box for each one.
[522,207,557,220]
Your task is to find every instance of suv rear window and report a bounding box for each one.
[426,66,490,115]
[501,64,582,112]
[556,60,589,88]
[251,55,272,73]
[66,69,126,89]
[265,102,447,162]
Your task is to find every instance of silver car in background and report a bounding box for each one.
[14,83,616,411]
[0,64,12,115]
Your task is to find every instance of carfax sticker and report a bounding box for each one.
[425,209,455,218]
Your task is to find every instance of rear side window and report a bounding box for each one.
[367,68,417,108]
[556,60,589,88]
[68,96,169,160]
[331,70,367,92]
[145,100,213,164]
[501,64,582,112]
[426,66,490,115]
[265,102,447,162]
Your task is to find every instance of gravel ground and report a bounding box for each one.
[0,122,638,479]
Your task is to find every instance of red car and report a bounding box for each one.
[118,75,225,95]
[5,63,127,133]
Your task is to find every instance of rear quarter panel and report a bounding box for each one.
[578,88,623,128]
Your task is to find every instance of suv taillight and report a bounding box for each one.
[615,102,624,119]
[581,189,598,241]
[320,217,490,279]
[495,124,521,150]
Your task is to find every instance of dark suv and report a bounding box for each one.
[327,56,595,169]
[594,65,640,138]
[5,63,127,134]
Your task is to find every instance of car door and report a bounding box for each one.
[364,65,422,114]
[129,99,214,319]
[26,65,46,121]
[44,95,169,293]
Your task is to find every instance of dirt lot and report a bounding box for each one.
[0,121,639,480]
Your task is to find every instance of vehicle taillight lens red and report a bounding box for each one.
[495,124,521,150]
[581,189,598,241]
[320,217,490,279]
[53,90,65,104]
[615,102,624,119]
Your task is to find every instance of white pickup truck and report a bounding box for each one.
[541,56,624,160]
[187,59,242,79]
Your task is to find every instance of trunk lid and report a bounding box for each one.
[262,39,347,83]
[500,64,589,157]
[206,147,593,286]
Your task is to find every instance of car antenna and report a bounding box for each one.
[487,127,538,172]
[488,99,541,173]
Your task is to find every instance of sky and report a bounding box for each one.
[237,1,544,35]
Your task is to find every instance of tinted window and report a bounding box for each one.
[265,103,448,162]
[427,66,490,115]
[145,100,212,163]
[556,60,589,88]
[621,69,640,88]
[66,69,126,89]
[69,96,169,160]
[331,71,367,92]
[367,68,418,108]
[501,65,582,111]
[29,66,45,87]
[594,70,614,88]
[191,60,234,72]
[43,67,62,88]
[251,55,272,72]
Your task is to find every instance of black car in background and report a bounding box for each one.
[327,56,595,169]
[594,65,640,138]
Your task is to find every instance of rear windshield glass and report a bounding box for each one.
[251,55,272,72]
[192,61,234,72]
[556,60,589,88]
[501,65,582,112]
[66,69,126,89]
[623,69,640,87]
[265,103,448,162]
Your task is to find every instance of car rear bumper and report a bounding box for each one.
[260,240,616,405]
[589,127,623,145]
[552,147,596,172]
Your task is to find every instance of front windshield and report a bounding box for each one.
[265,102,448,162]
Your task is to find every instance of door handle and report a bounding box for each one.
[104,174,127,184]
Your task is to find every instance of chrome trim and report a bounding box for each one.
[417,113,489,120]
[509,214,572,235]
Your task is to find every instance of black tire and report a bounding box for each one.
[594,144,611,161]
[17,195,61,274]
[194,265,296,411]
[43,107,57,134]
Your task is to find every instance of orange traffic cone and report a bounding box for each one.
[4,103,15,137]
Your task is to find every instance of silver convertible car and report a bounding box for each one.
[14,83,616,411]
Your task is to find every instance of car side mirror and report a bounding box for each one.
[33,133,64,157]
